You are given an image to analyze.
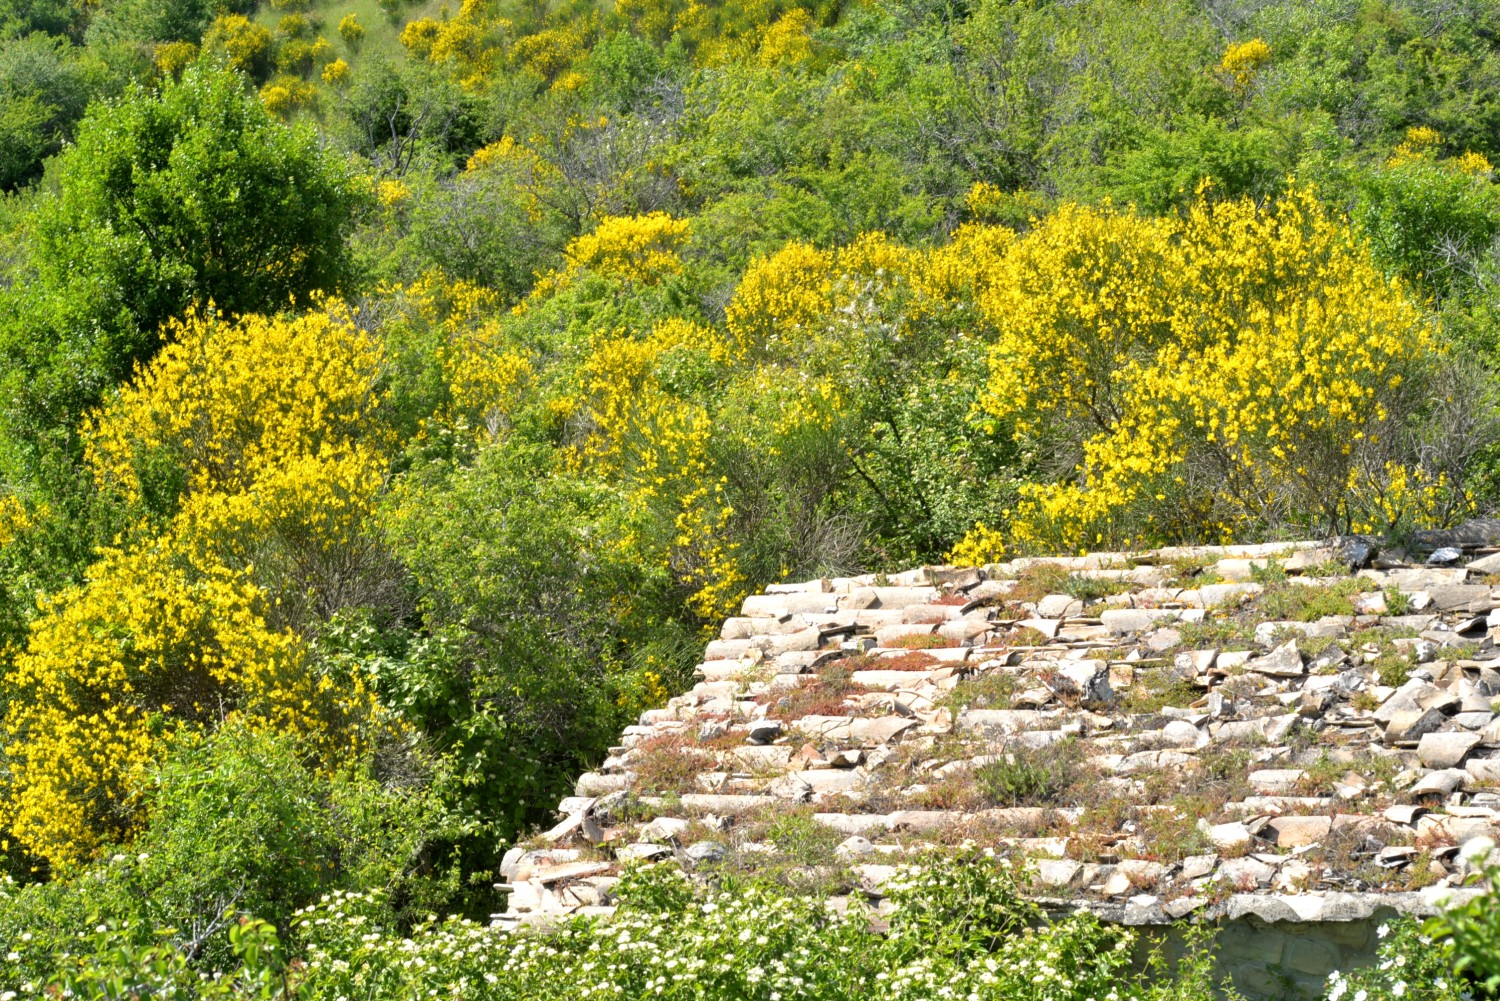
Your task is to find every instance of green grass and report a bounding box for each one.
[1172,617,1255,650]
[1254,576,1375,623]
[940,670,1020,713]
[1121,667,1201,714]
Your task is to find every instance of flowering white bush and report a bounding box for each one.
[1323,919,1471,1001]
[2,856,1466,999]
[290,859,1155,1001]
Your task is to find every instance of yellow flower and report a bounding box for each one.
[564,212,691,284]
[377,177,410,206]
[1219,38,1271,90]
[976,188,1440,549]
[337,12,365,45]
[322,58,351,85]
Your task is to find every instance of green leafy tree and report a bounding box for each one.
[1101,118,1297,213]
[0,0,82,38]
[379,439,666,859]
[1352,156,1500,299]
[1,724,457,983]
[0,60,359,477]
[83,0,255,46]
[0,31,88,189]
[329,57,481,176]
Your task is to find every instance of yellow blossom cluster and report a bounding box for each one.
[1,544,303,868]
[960,182,1050,228]
[398,18,442,58]
[401,274,537,433]
[1454,150,1496,176]
[1387,125,1443,167]
[0,494,33,549]
[524,225,1012,615]
[337,12,364,45]
[260,76,316,116]
[906,223,1016,316]
[564,319,744,617]
[203,14,272,76]
[723,240,836,359]
[403,0,835,91]
[2,306,394,866]
[947,523,1007,567]
[724,227,1013,365]
[669,0,834,66]
[979,202,1180,437]
[87,305,386,505]
[564,212,691,285]
[435,181,1445,611]
[509,16,598,83]
[421,240,758,620]
[757,9,815,67]
[400,2,502,91]
[153,41,198,78]
[401,0,601,92]
[1385,125,1495,177]
[377,177,410,206]
[963,181,1008,219]
[979,189,1439,549]
[614,0,682,43]
[1218,37,1271,91]
[322,58,351,85]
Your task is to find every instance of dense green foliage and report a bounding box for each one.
[0,62,357,478]
[2,0,1500,994]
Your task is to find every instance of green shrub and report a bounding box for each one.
[0,724,459,987]
[0,61,358,475]
[974,738,1083,807]
[1375,649,1416,688]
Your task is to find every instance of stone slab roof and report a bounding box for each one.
[497,539,1500,929]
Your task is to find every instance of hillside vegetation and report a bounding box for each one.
[2,0,1500,995]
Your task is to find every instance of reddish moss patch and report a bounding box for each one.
[761,662,870,720]
[877,651,941,671]
[632,733,719,794]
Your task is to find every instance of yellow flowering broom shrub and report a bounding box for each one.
[1,543,306,869]
[153,41,198,79]
[979,189,1445,550]
[723,239,836,359]
[757,9,815,68]
[722,229,1020,567]
[565,319,743,619]
[1,304,394,868]
[86,306,390,599]
[564,212,692,285]
[86,304,385,511]
[336,13,364,45]
[203,15,274,80]
[509,17,598,83]
[1218,38,1271,92]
